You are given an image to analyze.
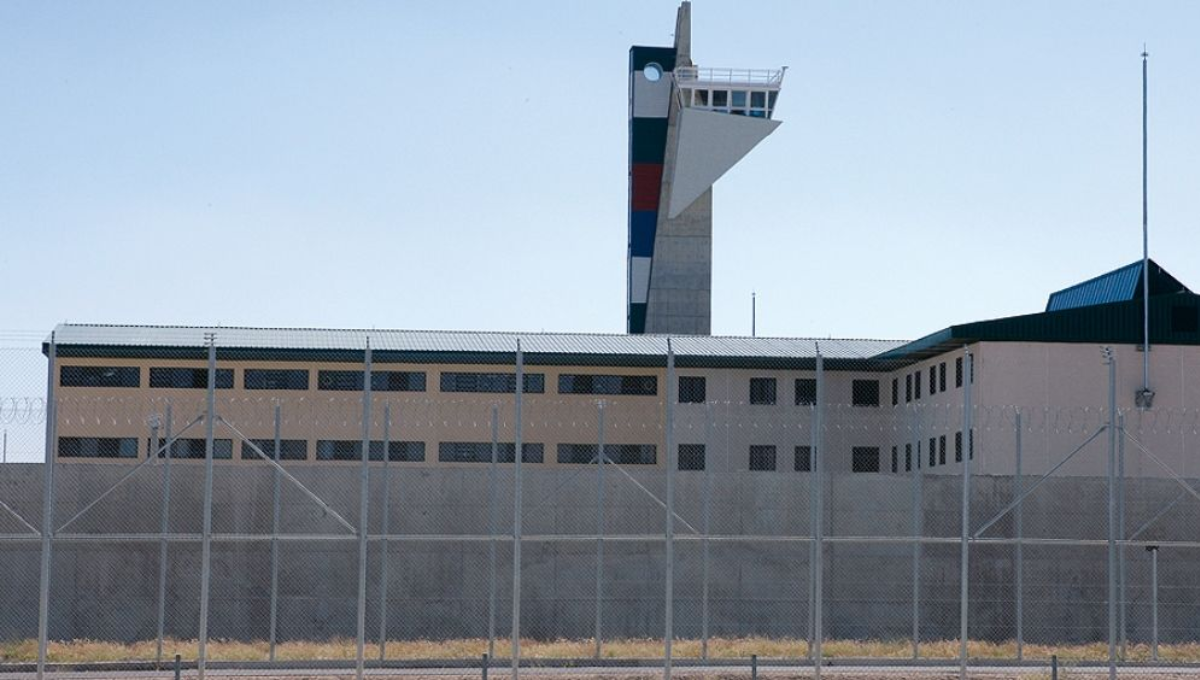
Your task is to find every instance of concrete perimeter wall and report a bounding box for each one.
[2,463,1198,645]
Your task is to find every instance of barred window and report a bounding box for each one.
[157,438,233,460]
[59,437,138,459]
[317,370,426,392]
[795,445,812,472]
[749,445,776,471]
[679,444,705,471]
[678,376,706,404]
[61,366,140,388]
[852,447,880,473]
[241,439,307,461]
[558,374,657,396]
[150,367,233,389]
[440,372,545,394]
[437,442,543,463]
[317,440,428,462]
[245,369,309,390]
[795,378,817,406]
[750,378,777,405]
[852,380,880,407]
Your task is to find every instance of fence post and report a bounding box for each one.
[812,348,825,680]
[269,404,281,662]
[911,404,922,659]
[1014,410,1023,661]
[510,340,524,680]
[1105,349,1117,680]
[958,348,972,680]
[487,404,499,660]
[355,341,373,680]
[663,339,677,680]
[156,402,174,666]
[1118,412,1127,660]
[1148,545,1159,661]
[35,332,57,680]
[378,402,392,661]
[594,400,605,659]
[700,403,713,661]
[197,335,217,680]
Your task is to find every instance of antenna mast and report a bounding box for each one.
[1139,48,1153,408]
[752,292,757,337]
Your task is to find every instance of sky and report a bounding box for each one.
[1,0,1198,344]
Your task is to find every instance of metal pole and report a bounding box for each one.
[510,340,524,680]
[813,349,825,680]
[156,403,174,666]
[35,332,58,680]
[1118,413,1127,660]
[147,417,160,664]
[911,405,922,659]
[269,404,281,662]
[958,348,973,680]
[1148,546,1159,661]
[487,404,499,660]
[197,336,217,680]
[1142,49,1151,397]
[1014,410,1023,661]
[663,339,677,680]
[378,402,392,661]
[594,401,605,659]
[1106,349,1118,680]
[355,341,373,680]
[3,429,6,464]
[700,404,712,660]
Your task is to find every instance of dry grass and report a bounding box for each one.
[0,636,1195,665]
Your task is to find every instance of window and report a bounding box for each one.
[929,437,937,468]
[892,378,899,406]
[956,357,964,388]
[241,439,307,461]
[852,447,880,473]
[245,369,309,390]
[969,429,975,460]
[558,374,657,396]
[316,440,428,462]
[905,374,912,403]
[558,443,656,465]
[712,90,729,107]
[678,444,705,471]
[939,363,947,392]
[439,372,545,394]
[852,380,880,407]
[437,442,543,463]
[750,91,766,108]
[955,431,963,462]
[59,437,138,459]
[905,443,912,472]
[317,370,426,392]
[150,367,233,389]
[794,445,812,472]
[914,371,922,400]
[749,378,777,405]
[795,378,817,406]
[891,445,899,473]
[1173,305,1200,333]
[929,367,937,394]
[749,445,776,471]
[158,438,233,460]
[60,366,140,388]
[678,376,706,403]
[939,435,947,465]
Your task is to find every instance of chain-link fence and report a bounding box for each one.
[3,331,1200,678]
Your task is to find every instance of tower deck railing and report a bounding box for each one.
[674,66,786,88]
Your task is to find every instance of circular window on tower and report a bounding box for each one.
[643,62,663,82]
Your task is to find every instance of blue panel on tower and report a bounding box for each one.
[630,211,657,258]
[629,303,648,334]
[629,46,677,73]
[630,118,669,164]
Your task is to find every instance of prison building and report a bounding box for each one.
[42,260,1200,479]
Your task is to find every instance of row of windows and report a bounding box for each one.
[890,430,974,473]
[62,437,889,473]
[61,366,671,397]
[892,358,972,406]
[739,377,879,407]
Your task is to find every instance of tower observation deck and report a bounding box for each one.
[627,3,786,335]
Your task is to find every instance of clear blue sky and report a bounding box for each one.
[1,1,1198,342]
